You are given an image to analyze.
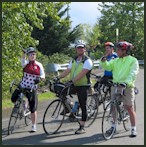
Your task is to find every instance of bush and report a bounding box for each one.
[48,52,71,64]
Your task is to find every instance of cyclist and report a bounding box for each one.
[11,47,45,132]
[55,40,93,134]
[95,42,118,89]
[100,41,139,137]
[102,42,118,80]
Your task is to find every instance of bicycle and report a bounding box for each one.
[8,79,34,135]
[101,83,138,140]
[42,79,98,135]
[91,73,112,112]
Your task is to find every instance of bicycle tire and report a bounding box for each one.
[8,101,20,135]
[122,108,131,131]
[102,102,117,140]
[122,100,136,131]
[25,104,31,126]
[85,94,99,128]
[43,99,65,135]
[103,90,111,110]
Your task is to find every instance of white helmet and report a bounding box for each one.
[75,40,86,48]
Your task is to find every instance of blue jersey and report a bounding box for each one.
[104,52,118,76]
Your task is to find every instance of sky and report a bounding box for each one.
[69,2,102,28]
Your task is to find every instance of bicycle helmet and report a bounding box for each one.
[26,47,36,54]
[105,42,114,47]
[75,40,86,48]
[117,41,134,50]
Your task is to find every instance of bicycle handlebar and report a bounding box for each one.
[90,73,101,79]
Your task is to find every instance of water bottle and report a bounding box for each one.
[72,101,79,113]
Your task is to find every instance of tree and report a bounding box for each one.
[2,2,68,100]
[74,24,101,59]
[97,2,144,59]
[31,3,81,56]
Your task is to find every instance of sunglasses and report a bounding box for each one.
[29,53,36,56]
[76,46,84,49]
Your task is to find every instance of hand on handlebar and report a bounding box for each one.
[53,76,60,82]
[34,77,41,84]
[65,80,73,87]
[119,83,127,88]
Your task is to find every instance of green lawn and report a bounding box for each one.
[2,91,56,109]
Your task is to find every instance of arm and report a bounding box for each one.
[21,51,29,68]
[58,60,72,79]
[59,68,71,79]
[72,69,90,83]
[72,58,93,83]
[39,63,45,80]
[100,57,114,71]
[125,59,139,87]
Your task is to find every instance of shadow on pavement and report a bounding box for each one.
[2,132,105,145]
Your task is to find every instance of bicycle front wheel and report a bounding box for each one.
[85,94,99,128]
[103,91,111,110]
[43,99,65,135]
[8,101,20,135]
[25,104,31,126]
[102,102,117,140]
[122,106,131,131]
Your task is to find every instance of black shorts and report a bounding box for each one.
[25,89,38,113]
[11,87,38,113]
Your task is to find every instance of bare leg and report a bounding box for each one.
[79,121,85,126]
[125,105,136,126]
[31,111,37,125]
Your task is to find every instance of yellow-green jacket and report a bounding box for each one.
[100,55,139,87]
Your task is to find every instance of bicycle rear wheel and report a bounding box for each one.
[102,102,117,140]
[85,94,99,128]
[43,99,65,135]
[8,101,20,135]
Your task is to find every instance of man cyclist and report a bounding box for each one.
[55,40,93,134]
[11,47,45,132]
[100,41,139,137]
[94,42,117,98]
[102,42,118,81]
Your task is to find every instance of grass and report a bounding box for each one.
[2,71,101,110]
[2,91,56,110]
[38,91,56,101]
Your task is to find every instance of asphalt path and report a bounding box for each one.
[2,68,144,145]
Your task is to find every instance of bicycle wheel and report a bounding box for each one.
[43,99,65,135]
[85,94,99,128]
[102,102,117,140]
[25,104,31,126]
[103,91,111,110]
[8,101,20,135]
[122,106,131,131]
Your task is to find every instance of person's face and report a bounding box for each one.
[76,46,86,56]
[28,52,36,61]
[105,46,113,55]
[117,48,126,57]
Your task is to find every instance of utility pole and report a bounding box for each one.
[116,28,119,43]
